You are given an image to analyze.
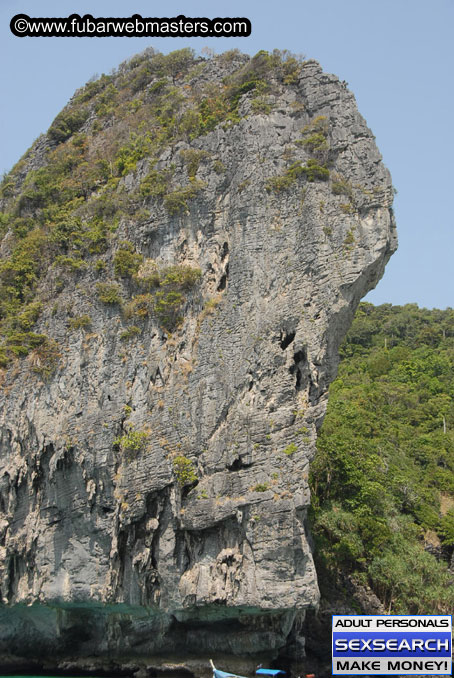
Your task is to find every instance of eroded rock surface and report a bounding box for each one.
[0,50,396,672]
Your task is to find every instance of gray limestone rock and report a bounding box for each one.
[0,50,396,672]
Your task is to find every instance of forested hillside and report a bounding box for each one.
[310,302,454,613]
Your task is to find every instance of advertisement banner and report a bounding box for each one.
[332,615,452,675]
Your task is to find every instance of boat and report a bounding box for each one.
[210,660,286,678]
[210,659,248,678]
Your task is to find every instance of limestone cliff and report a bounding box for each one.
[0,48,396,673]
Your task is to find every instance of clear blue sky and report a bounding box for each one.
[1,0,453,309]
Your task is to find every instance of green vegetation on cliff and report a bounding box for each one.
[310,302,454,613]
[0,47,312,370]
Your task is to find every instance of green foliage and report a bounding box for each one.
[74,73,113,104]
[123,293,154,320]
[15,144,89,216]
[0,227,46,307]
[237,179,251,193]
[133,261,161,290]
[114,428,148,454]
[94,84,119,116]
[265,160,329,192]
[302,159,330,182]
[115,132,156,176]
[154,290,185,330]
[265,174,295,193]
[164,180,205,215]
[129,63,153,93]
[16,301,43,330]
[54,255,87,272]
[140,168,173,199]
[0,348,8,368]
[190,50,301,137]
[0,211,10,232]
[331,172,353,197]
[196,93,235,135]
[297,115,330,159]
[281,57,302,85]
[228,77,266,109]
[339,203,354,214]
[3,331,46,358]
[159,265,202,289]
[30,337,61,380]
[136,263,201,291]
[180,149,209,178]
[343,229,355,248]
[283,443,298,456]
[68,314,91,330]
[8,216,35,238]
[0,180,15,201]
[84,191,125,223]
[120,325,142,341]
[83,219,112,254]
[302,132,329,153]
[265,162,305,193]
[157,48,196,82]
[124,263,201,329]
[96,282,122,304]
[153,265,202,330]
[163,191,188,216]
[439,508,454,547]
[95,260,107,273]
[48,107,89,143]
[113,242,142,278]
[302,115,329,135]
[250,97,273,115]
[253,483,270,492]
[368,540,454,614]
[0,230,48,367]
[0,297,46,366]
[226,50,274,98]
[310,302,454,614]
[172,455,198,487]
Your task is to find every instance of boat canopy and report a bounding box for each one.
[214,669,248,678]
[210,660,282,678]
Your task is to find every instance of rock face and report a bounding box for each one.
[0,49,396,672]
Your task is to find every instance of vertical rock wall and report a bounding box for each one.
[0,52,396,672]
